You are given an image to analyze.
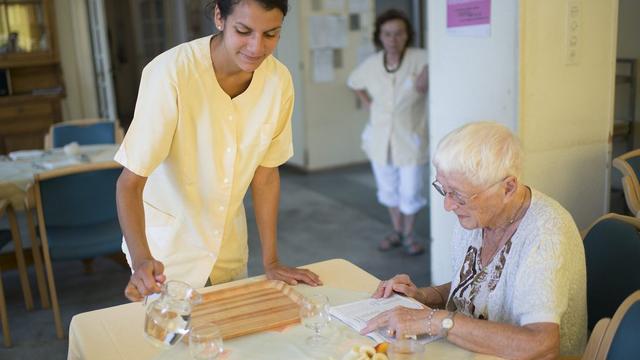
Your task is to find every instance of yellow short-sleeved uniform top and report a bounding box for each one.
[114,35,294,288]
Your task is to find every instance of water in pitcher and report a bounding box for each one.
[144,305,192,347]
[143,280,202,348]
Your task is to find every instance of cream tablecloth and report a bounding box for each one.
[0,144,119,210]
[68,259,502,360]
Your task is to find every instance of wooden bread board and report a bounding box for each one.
[191,279,303,340]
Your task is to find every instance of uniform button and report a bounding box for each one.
[228,115,233,121]
[223,178,229,184]
[226,147,232,153]
[219,206,224,211]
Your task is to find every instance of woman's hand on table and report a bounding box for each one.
[360,306,432,339]
[264,262,323,286]
[373,274,424,303]
[124,258,166,301]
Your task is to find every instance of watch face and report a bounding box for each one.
[442,318,454,329]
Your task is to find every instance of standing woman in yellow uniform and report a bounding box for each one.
[116,0,321,302]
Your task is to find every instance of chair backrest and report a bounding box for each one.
[35,162,122,227]
[613,150,640,215]
[582,317,610,360]
[620,176,640,216]
[595,291,640,360]
[51,121,116,148]
[625,157,640,184]
[582,214,640,330]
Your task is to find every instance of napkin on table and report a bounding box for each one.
[39,157,83,170]
[9,150,44,161]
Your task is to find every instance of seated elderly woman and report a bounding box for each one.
[361,122,587,359]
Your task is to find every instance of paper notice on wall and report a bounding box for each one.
[327,16,348,48]
[360,13,372,31]
[348,0,371,13]
[447,0,491,37]
[323,0,345,12]
[357,42,375,64]
[313,49,335,83]
[309,15,348,49]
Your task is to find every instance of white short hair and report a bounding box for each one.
[432,121,522,187]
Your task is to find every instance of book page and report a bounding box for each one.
[329,295,440,344]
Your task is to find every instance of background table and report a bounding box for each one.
[0,144,119,210]
[68,259,502,360]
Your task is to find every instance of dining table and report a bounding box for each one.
[0,144,119,210]
[68,258,503,360]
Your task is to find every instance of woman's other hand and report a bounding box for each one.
[265,262,323,286]
[360,306,432,339]
[373,274,422,301]
[415,65,428,94]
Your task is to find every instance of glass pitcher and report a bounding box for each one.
[143,280,203,348]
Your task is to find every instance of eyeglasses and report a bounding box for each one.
[432,178,505,206]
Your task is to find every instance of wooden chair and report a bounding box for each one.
[581,318,610,360]
[593,291,640,359]
[44,118,124,149]
[612,149,640,216]
[33,162,123,338]
[0,199,35,347]
[581,213,640,331]
[23,188,52,311]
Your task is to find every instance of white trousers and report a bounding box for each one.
[370,162,427,215]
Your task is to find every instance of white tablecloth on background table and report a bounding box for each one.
[0,144,119,210]
[68,259,502,360]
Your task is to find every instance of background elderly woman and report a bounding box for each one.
[361,122,587,359]
[347,9,428,255]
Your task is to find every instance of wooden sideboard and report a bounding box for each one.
[0,0,64,154]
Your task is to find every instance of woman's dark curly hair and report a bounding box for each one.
[373,9,414,50]
[206,0,288,19]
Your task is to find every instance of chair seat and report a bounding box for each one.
[47,220,122,261]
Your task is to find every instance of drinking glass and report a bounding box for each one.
[189,324,224,360]
[299,294,330,346]
[387,338,425,360]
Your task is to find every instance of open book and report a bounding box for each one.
[329,294,441,344]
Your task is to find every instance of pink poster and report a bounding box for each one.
[447,0,491,37]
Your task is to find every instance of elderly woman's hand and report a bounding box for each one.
[360,306,431,339]
[373,274,425,302]
[415,65,428,94]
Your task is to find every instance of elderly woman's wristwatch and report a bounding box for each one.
[441,311,456,337]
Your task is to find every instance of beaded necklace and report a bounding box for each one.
[383,49,405,73]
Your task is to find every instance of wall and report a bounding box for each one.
[428,0,617,284]
[277,1,306,166]
[427,0,519,284]
[519,0,617,228]
[54,0,100,121]
[278,1,372,170]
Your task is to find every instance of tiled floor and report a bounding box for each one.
[0,164,431,359]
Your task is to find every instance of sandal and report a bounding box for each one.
[402,234,425,256]
[378,231,403,251]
